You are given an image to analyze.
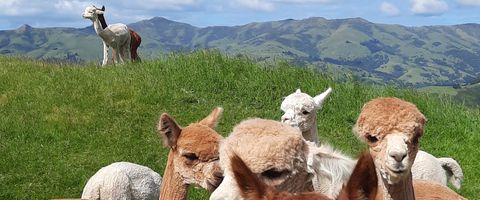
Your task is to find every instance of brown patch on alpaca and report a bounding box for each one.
[128,29,141,62]
[158,107,224,200]
[231,153,330,200]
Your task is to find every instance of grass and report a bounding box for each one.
[0,51,478,199]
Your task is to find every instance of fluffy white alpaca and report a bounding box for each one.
[82,162,162,200]
[280,88,464,198]
[82,5,131,66]
[281,88,332,144]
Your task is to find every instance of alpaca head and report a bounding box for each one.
[280,88,332,133]
[353,97,426,185]
[82,5,104,21]
[158,107,224,192]
[210,119,313,200]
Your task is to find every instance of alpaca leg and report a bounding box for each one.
[116,47,125,64]
[102,42,109,66]
[124,46,131,63]
[112,49,117,64]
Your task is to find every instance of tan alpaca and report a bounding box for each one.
[229,144,380,200]
[158,107,224,200]
[230,153,331,200]
[353,97,465,200]
[210,119,315,200]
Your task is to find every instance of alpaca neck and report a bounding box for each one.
[160,151,189,200]
[304,115,320,144]
[377,170,415,200]
[92,18,105,35]
[97,14,108,29]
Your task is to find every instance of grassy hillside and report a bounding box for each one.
[455,83,480,108]
[0,51,478,199]
[2,18,480,87]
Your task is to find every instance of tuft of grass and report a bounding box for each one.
[0,51,478,199]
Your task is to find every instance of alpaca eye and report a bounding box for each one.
[302,110,310,115]
[261,169,289,179]
[183,153,199,161]
[366,135,378,144]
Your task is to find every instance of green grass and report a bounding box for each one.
[0,51,478,199]
[418,86,458,96]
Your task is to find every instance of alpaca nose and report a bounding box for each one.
[281,115,290,123]
[389,150,407,162]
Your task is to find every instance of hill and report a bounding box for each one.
[0,52,478,199]
[454,82,480,107]
[1,17,480,87]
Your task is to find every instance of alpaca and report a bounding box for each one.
[81,162,161,200]
[210,119,315,200]
[353,97,465,200]
[280,88,464,197]
[281,88,332,144]
[229,144,379,200]
[82,5,131,66]
[96,6,142,63]
[230,153,331,200]
[158,107,224,200]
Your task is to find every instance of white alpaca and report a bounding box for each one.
[281,88,332,144]
[82,162,162,200]
[280,88,464,198]
[82,5,131,66]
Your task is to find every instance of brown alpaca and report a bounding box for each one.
[158,107,224,200]
[210,119,316,200]
[353,97,465,200]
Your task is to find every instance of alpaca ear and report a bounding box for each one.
[313,87,332,109]
[199,107,223,129]
[95,9,104,15]
[295,88,302,93]
[158,113,182,149]
[101,5,105,11]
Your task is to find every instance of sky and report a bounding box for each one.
[0,0,479,30]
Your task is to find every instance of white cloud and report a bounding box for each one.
[410,0,448,15]
[55,0,92,16]
[380,2,400,16]
[0,0,43,16]
[232,0,274,11]
[118,0,201,10]
[275,0,332,3]
[458,0,480,6]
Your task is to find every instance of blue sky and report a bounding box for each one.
[0,0,479,30]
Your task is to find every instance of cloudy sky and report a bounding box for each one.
[0,0,479,30]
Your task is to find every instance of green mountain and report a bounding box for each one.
[1,17,480,87]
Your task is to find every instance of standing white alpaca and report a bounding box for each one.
[82,5,131,66]
[280,88,464,198]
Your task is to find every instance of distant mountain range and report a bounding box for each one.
[1,17,479,87]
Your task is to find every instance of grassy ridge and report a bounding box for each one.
[0,52,478,199]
